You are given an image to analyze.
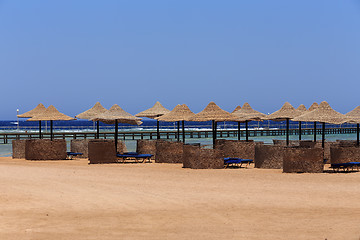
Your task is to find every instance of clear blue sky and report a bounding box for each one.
[1,0,359,119]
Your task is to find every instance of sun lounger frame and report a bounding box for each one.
[330,162,360,172]
[66,152,83,160]
[116,153,153,163]
[224,158,253,168]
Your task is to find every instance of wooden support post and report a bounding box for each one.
[115,120,118,153]
[286,118,289,146]
[298,121,302,141]
[50,120,53,141]
[237,122,240,141]
[314,122,317,142]
[182,120,185,143]
[157,120,160,139]
[245,120,249,142]
[322,122,325,148]
[96,120,100,139]
[212,120,216,146]
[177,121,180,142]
[357,123,359,146]
[39,121,42,139]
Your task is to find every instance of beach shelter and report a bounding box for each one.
[308,102,319,111]
[17,103,47,139]
[232,106,242,113]
[92,104,142,151]
[135,101,170,139]
[293,101,350,148]
[345,106,360,146]
[76,102,107,139]
[188,102,238,146]
[266,102,302,146]
[232,103,266,141]
[156,104,195,143]
[27,105,75,140]
[296,104,308,141]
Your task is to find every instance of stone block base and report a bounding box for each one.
[25,139,67,160]
[88,140,116,164]
[283,147,324,173]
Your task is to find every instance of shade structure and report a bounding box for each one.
[17,103,47,139]
[156,104,195,143]
[266,102,302,146]
[76,102,107,139]
[297,104,307,113]
[92,104,142,151]
[17,103,47,118]
[27,105,75,140]
[308,102,319,111]
[232,106,242,113]
[345,106,360,146]
[293,101,350,148]
[296,104,308,140]
[135,101,170,139]
[188,102,238,146]
[76,102,107,119]
[232,103,266,141]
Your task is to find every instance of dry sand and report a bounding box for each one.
[0,157,359,240]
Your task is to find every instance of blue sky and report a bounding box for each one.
[1,0,359,119]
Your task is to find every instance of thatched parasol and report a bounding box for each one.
[92,104,142,151]
[136,101,170,139]
[232,103,266,141]
[297,104,307,113]
[308,102,318,111]
[76,102,107,139]
[27,105,75,140]
[17,103,47,139]
[293,101,350,148]
[346,106,360,145]
[232,106,242,113]
[266,102,302,146]
[188,102,238,146]
[296,104,308,141]
[17,103,47,118]
[156,104,195,143]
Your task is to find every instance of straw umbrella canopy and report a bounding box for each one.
[232,103,266,141]
[135,101,170,139]
[27,105,75,140]
[293,101,350,148]
[76,102,107,139]
[296,104,308,141]
[17,103,47,118]
[156,104,195,143]
[232,106,242,113]
[308,102,318,111]
[346,106,360,146]
[266,102,302,146]
[297,104,307,113]
[188,102,238,146]
[17,103,47,139]
[92,104,142,151]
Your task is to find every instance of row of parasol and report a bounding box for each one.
[17,101,360,150]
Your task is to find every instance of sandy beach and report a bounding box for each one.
[0,157,359,240]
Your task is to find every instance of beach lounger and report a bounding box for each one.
[116,152,153,163]
[66,152,83,160]
[330,162,360,172]
[224,157,253,168]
